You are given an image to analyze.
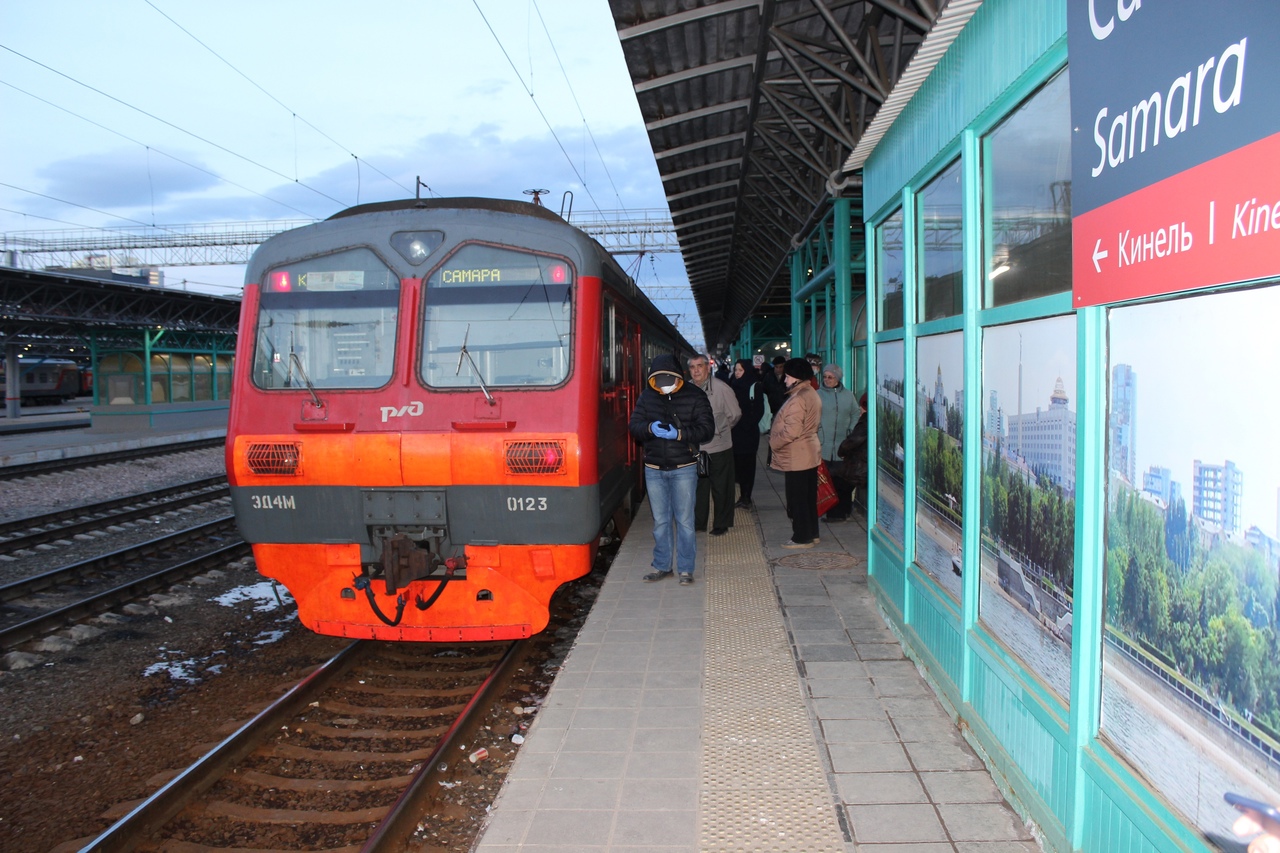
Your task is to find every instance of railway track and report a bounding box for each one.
[0,476,229,554]
[0,516,248,650]
[81,640,525,852]
[0,437,225,481]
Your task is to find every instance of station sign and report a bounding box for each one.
[1068,0,1280,306]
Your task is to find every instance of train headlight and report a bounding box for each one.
[505,440,565,475]
[246,442,302,475]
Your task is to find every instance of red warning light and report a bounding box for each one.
[549,264,567,284]
[542,445,562,468]
[268,271,292,292]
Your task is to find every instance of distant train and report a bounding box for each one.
[226,197,693,642]
[0,358,83,404]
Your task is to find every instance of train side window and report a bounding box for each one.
[421,243,573,388]
[252,247,399,390]
[602,297,615,386]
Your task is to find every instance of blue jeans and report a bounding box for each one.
[645,464,698,576]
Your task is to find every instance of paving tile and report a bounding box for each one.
[539,777,621,810]
[821,717,900,743]
[827,741,912,773]
[857,643,908,660]
[810,696,889,720]
[846,803,949,844]
[523,808,616,846]
[549,751,628,780]
[891,715,965,744]
[920,771,1006,804]
[612,809,697,846]
[807,677,877,698]
[954,841,1043,852]
[797,642,862,661]
[872,676,933,698]
[623,749,698,779]
[880,696,950,718]
[619,777,698,811]
[833,771,928,804]
[938,803,1033,842]
[904,739,985,772]
[858,844,955,852]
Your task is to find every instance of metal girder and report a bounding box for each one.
[613,0,933,350]
[0,267,241,351]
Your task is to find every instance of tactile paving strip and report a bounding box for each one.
[698,521,846,851]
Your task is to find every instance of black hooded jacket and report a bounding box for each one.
[627,353,715,469]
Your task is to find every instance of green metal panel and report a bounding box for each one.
[1080,749,1213,853]
[863,0,1067,215]
[905,570,963,701]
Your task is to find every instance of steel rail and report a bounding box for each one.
[0,437,225,480]
[361,640,526,852]
[0,515,239,605]
[0,539,249,650]
[0,476,228,550]
[78,641,367,853]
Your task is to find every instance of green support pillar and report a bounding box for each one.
[834,197,851,378]
[790,251,803,354]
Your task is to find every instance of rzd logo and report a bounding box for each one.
[380,401,424,422]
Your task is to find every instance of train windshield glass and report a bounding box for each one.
[421,243,573,388]
[252,247,400,390]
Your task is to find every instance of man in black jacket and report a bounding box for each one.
[628,353,715,585]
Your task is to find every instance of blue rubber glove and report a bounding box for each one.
[651,421,678,439]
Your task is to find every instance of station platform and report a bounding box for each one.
[0,417,225,469]
[475,455,1042,853]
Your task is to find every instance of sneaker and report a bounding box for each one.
[710,527,728,536]
[678,574,694,586]
[782,539,814,549]
[643,571,673,582]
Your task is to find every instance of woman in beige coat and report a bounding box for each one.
[769,358,822,548]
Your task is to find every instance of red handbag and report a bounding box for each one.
[816,460,839,516]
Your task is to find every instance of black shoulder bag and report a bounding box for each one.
[667,406,710,477]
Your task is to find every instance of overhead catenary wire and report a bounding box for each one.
[0,42,349,208]
[470,0,607,216]
[0,79,327,221]
[143,0,420,199]
[530,0,630,216]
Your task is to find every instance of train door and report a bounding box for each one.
[599,296,626,476]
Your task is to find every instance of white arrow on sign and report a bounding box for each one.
[1092,238,1108,273]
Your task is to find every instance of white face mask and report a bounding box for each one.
[657,380,679,394]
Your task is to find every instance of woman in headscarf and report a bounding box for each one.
[728,358,764,509]
[817,363,856,521]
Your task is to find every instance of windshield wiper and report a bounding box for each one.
[286,336,324,410]
[456,324,496,406]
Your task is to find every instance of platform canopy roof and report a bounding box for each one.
[0,266,241,355]
[610,0,945,352]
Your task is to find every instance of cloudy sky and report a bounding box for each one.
[0,0,703,348]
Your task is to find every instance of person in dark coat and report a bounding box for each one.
[627,354,715,584]
[761,355,788,416]
[728,358,765,508]
[837,393,869,512]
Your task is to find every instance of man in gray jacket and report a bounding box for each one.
[688,354,741,536]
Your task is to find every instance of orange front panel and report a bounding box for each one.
[231,433,402,486]
[252,541,593,642]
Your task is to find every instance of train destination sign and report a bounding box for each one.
[1067,0,1280,307]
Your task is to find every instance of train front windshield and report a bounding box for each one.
[421,244,573,388]
[252,248,399,390]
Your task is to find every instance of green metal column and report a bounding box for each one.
[959,129,982,703]
[1069,304,1107,848]
[834,197,852,378]
[790,252,804,353]
[900,186,918,623]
